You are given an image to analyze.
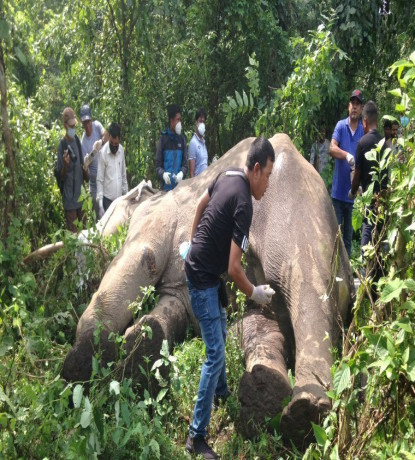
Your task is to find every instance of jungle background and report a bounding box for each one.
[0,0,414,458]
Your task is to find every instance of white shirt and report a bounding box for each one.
[96,142,128,201]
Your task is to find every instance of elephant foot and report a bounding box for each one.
[122,314,168,396]
[238,364,292,438]
[62,330,116,383]
[280,391,331,449]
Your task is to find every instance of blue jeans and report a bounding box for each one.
[332,198,353,257]
[187,279,228,439]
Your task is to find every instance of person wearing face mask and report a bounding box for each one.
[96,122,128,219]
[188,108,208,178]
[80,104,108,220]
[155,104,188,191]
[329,89,364,257]
[54,107,89,233]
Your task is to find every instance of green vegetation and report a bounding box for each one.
[1,0,414,458]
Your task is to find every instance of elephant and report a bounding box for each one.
[62,133,354,448]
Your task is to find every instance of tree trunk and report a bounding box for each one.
[0,38,15,239]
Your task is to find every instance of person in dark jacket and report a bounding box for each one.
[349,101,387,281]
[55,107,89,232]
[155,104,188,191]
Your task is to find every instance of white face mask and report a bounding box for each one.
[175,122,182,136]
[67,127,76,138]
[197,122,206,137]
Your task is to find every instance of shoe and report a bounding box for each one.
[212,390,232,410]
[186,435,218,459]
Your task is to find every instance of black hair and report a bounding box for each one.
[167,104,181,121]
[195,108,207,121]
[108,122,121,139]
[246,137,275,171]
[362,101,378,125]
[383,120,392,129]
[392,120,399,127]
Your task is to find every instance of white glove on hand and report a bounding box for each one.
[346,153,355,168]
[250,285,275,305]
[163,172,171,185]
[93,139,102,153]
[176,171,184,182]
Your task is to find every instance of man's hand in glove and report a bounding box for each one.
[250,284,275,305]
[346,153,355,168]
[163,172,171,185]
[175,171,184,182]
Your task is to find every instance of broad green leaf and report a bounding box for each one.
[228,97,237,110]
[73,384,83,408]
[156,387,168,403]
[0,19,9,40]
[365,150,377,161]
[109,380,120,395]
[407,349,415,381]
[333,364,351,394]
[80,409,91,428]
[404,279,415,291]
[149,438,160,458]
[388,88,402,97]
[379,278,405,303]
[235,90,243,107]
[242,90,249,107]
[14,47,27,66]
[311,422,327,446]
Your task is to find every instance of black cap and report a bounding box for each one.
[80,104,92,122]
[350,89,363,103]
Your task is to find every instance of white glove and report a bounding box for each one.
[250,285,275,305]
[163,172,171,185]
[98,198,105,220]
[175,171,184,182]
[346,153,355,168]
[93,139,102,153]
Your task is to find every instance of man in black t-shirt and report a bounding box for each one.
[185,137,275,459]
[349,101,387,280]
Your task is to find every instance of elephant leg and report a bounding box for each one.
[62,237,167,383]
[122,294,189,395]
[237,309,292,438]
[280,287,338,448]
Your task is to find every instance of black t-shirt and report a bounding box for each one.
[355,129,387,193]
[185,169,253,289]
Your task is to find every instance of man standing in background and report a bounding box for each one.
[80,104,107,219]
[189,108,208,178]
[329,90,364,257]
[96,122,128,219]
[155,104,188,191]
[310,123,331,177]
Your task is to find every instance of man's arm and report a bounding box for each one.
[155,137,165,181]
[96,151,104,201]
[350,168,361,196]
[190,189,210,240]
[189,159,196,178]
[329,138,348,160]
[228,241,254,298]
[121,150,128,194]
[180,138,188,177]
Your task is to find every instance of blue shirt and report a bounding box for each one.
[188,133,208,176]
[331,117,364,203]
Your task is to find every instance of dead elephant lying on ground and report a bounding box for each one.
[62,133,354,448]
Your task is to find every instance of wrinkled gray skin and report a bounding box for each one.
[63,134,353,447]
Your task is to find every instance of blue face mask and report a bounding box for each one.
[67,127,76,138]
